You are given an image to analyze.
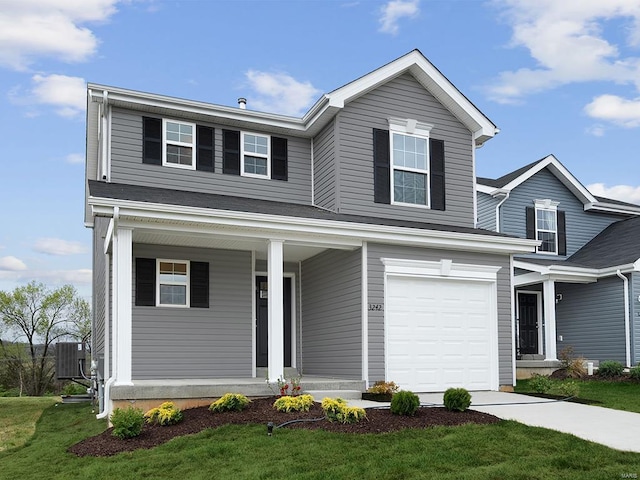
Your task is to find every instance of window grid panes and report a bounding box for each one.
[391,132,429,206]
[244,156,268,176]
[158,261,188,306]
[242,133,269,177]
[536,209,557,253]
[164,120,195,168]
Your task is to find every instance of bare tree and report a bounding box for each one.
[0,282,90,396]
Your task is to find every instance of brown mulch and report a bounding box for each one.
[68,396,500,457]
[549,369,639,383]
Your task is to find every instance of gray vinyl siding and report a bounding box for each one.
[109,108,312,205]
[501,169,624,257]
[91,217,109,364]
[555,276,627,363]
[301,249,362,378]
[633,272,640,364]
[335,73,475,227]
[313,119,336,211]
[477,192,498,231]
[367,244,513,386]
[132,245,252,379]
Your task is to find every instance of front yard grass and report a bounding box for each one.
[1,401,640,479]
[516,378,640,414]
[0,396,60,451]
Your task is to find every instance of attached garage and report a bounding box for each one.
[383,259,500,392]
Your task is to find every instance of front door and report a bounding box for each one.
[518,292,539,355]
[256,276,292,368]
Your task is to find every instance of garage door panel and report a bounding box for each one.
[387,275,494,392]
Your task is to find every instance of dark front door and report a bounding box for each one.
[518,292,538,355]
[256,276,292,368]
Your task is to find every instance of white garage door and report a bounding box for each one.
[386,275,495,392]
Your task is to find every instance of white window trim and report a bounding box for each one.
[241,131,271,179]
[388,118,433,209]
[156,259,190,308]
[162,119,196,170]
[534,199,560,256]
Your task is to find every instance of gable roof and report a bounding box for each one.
[477,155,640,216]
[87,50,497,144]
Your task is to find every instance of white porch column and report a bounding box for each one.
[113,227,133,385]
[543,279,558,361]
[267,240,284,382]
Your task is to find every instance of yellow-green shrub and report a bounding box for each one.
[209,393,251,413]
[273,394,315,412]
[367,381,399,395]
[144,401,183,426]
[321,397,367,424]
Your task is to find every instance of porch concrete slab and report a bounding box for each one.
[346,391,640,453]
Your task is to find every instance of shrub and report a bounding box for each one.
[61,382,88,396]
[145,401,184,426]
[598,360,624,378]
[367,381,399,395]
[273,394,315,413]
[528,373,553,393]
[209,393,251,413]
[629,364,640,380]
[554,380,580,398]
[558,346,586,379]
[110,406,145,439]
[321,397,366,424]
[390,390,420,416]
[443,388,472,412]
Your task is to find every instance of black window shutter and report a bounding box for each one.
[135,258,156,306]
[190,261,209,308]
[222,129,240,175]
[196,125,214,172]
[142,117,162,165]
[525,206,536,239]
[271,136,288,181]
[557,210,567,255]
[373,128,391,204]
[429,138,445,211]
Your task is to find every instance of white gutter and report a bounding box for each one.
[616,270,632,368]
[495,190,510,233]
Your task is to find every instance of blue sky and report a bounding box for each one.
[1,0,639,299]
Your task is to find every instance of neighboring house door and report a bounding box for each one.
[518,292,539,355]
[256,276,292,368]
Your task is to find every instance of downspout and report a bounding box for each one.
[310,138,315,207]
[495,191,510,233]
[616,270,632,368]
[101,90,109,181]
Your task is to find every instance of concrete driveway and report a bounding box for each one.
[351,391,640,453]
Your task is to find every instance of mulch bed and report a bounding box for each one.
[68,396,500,457]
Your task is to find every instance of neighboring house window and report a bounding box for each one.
[526,201,566,255]
[135,258,209,308]
[223,130,288,180]
[142,117,214,172]
[373,119,445,210]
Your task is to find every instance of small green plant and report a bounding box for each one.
[367,381,399,395]
[390,390,420,416]
[528,373,553,393]
[554,380,580,398]
[443,388,472,412]
[321,397,367,424]
[269,375,303,397]
[110,406,145,439]
[598,360,624,378]
[559,346,586,379]
[209,393,251,413]
[144,401,184,426]
[273,394,315,413]
[61,382,88,396]
[629,364,640,380]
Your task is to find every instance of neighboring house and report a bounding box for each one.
[85,50,536,417]
[477,155,640,372]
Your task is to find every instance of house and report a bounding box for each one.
[477,155,640,376]
[85,50,537,417]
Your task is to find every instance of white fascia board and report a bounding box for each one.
[476,183,497,195]
[585,202,640,216]
[89,197,537,255]
[515,259,638,280]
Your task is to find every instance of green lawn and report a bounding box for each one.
[0,396,60,451]
[1,401,640,479]
[515,378,640,413]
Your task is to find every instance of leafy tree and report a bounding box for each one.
[0,282,90,396]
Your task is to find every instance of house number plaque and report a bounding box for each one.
[368,304,383,311]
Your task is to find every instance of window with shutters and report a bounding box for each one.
[389,119,433,207]
[163,119,195,169]
[241,132,270,178]
[157,260,190,307]
[534,200,560,254]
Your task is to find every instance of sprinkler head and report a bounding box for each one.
[267,422,274,436]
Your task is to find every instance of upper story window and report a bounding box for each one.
[163,120,195,169]
[241,133,270,178]
[157,260,190,307]
[526,199,564,255]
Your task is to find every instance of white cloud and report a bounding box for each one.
[488,1,640,104]
[10,74,86,118]
[244,70,321,116]
[585,124,606,137]
[588,182,640,205]
[378,0,420,35]
[0,256,28,271]
[0,268,92,286]
[0,0,120,70]
[584,94,640,127]
[65,153,84,164]
[33,238,88,256]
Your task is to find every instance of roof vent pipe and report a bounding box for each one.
[238,97,247,109]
